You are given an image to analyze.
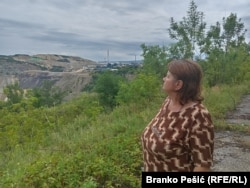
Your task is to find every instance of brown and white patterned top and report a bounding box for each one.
[141,97,214,172]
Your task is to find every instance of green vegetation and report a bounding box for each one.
[1,1,250,187]
[1,83,249,187]
[50,65,65,72]
[2,80,65,108]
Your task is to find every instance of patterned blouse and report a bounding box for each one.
[141,97,214,172]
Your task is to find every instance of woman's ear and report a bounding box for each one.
[175,80,183,91]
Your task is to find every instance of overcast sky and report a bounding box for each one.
[1,0,250,62]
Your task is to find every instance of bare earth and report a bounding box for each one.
[212,95,250,171]
[212,131,250,171]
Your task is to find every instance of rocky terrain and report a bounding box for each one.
[0,54,97,100]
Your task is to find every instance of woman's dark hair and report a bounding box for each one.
[167,59,204,104]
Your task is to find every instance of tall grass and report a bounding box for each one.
[0,82,250,187]
[203,80,250,130]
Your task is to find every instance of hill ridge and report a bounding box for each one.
[0,54,97,101]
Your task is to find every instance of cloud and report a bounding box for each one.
[0,0,249,61]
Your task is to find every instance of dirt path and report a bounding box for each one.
[212,131,250,171]
[226,95,250,125]
[212,95,250,171]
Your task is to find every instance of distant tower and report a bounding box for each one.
[107,49,109,64]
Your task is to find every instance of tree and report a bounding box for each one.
[201,13,248,86]
[94,71,124,109]
[116,73,161,105]
[222,13,247,53]
[3,82,24,105]
[168,0,206,59]
[32,80,65,108]
[141,43,168,77]
[202,22,223,55]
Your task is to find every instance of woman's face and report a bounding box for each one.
[162,71,179,93]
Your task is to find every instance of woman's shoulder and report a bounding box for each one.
[184,101,211,116]
[192,102,213,121]
[195,102,210,112]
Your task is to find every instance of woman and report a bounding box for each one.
[141,59,214,172]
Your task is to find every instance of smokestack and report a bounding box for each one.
[107,49,109,64]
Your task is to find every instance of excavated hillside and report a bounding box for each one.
[0,54,97,100]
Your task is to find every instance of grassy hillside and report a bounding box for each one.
[0,81,250,187]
